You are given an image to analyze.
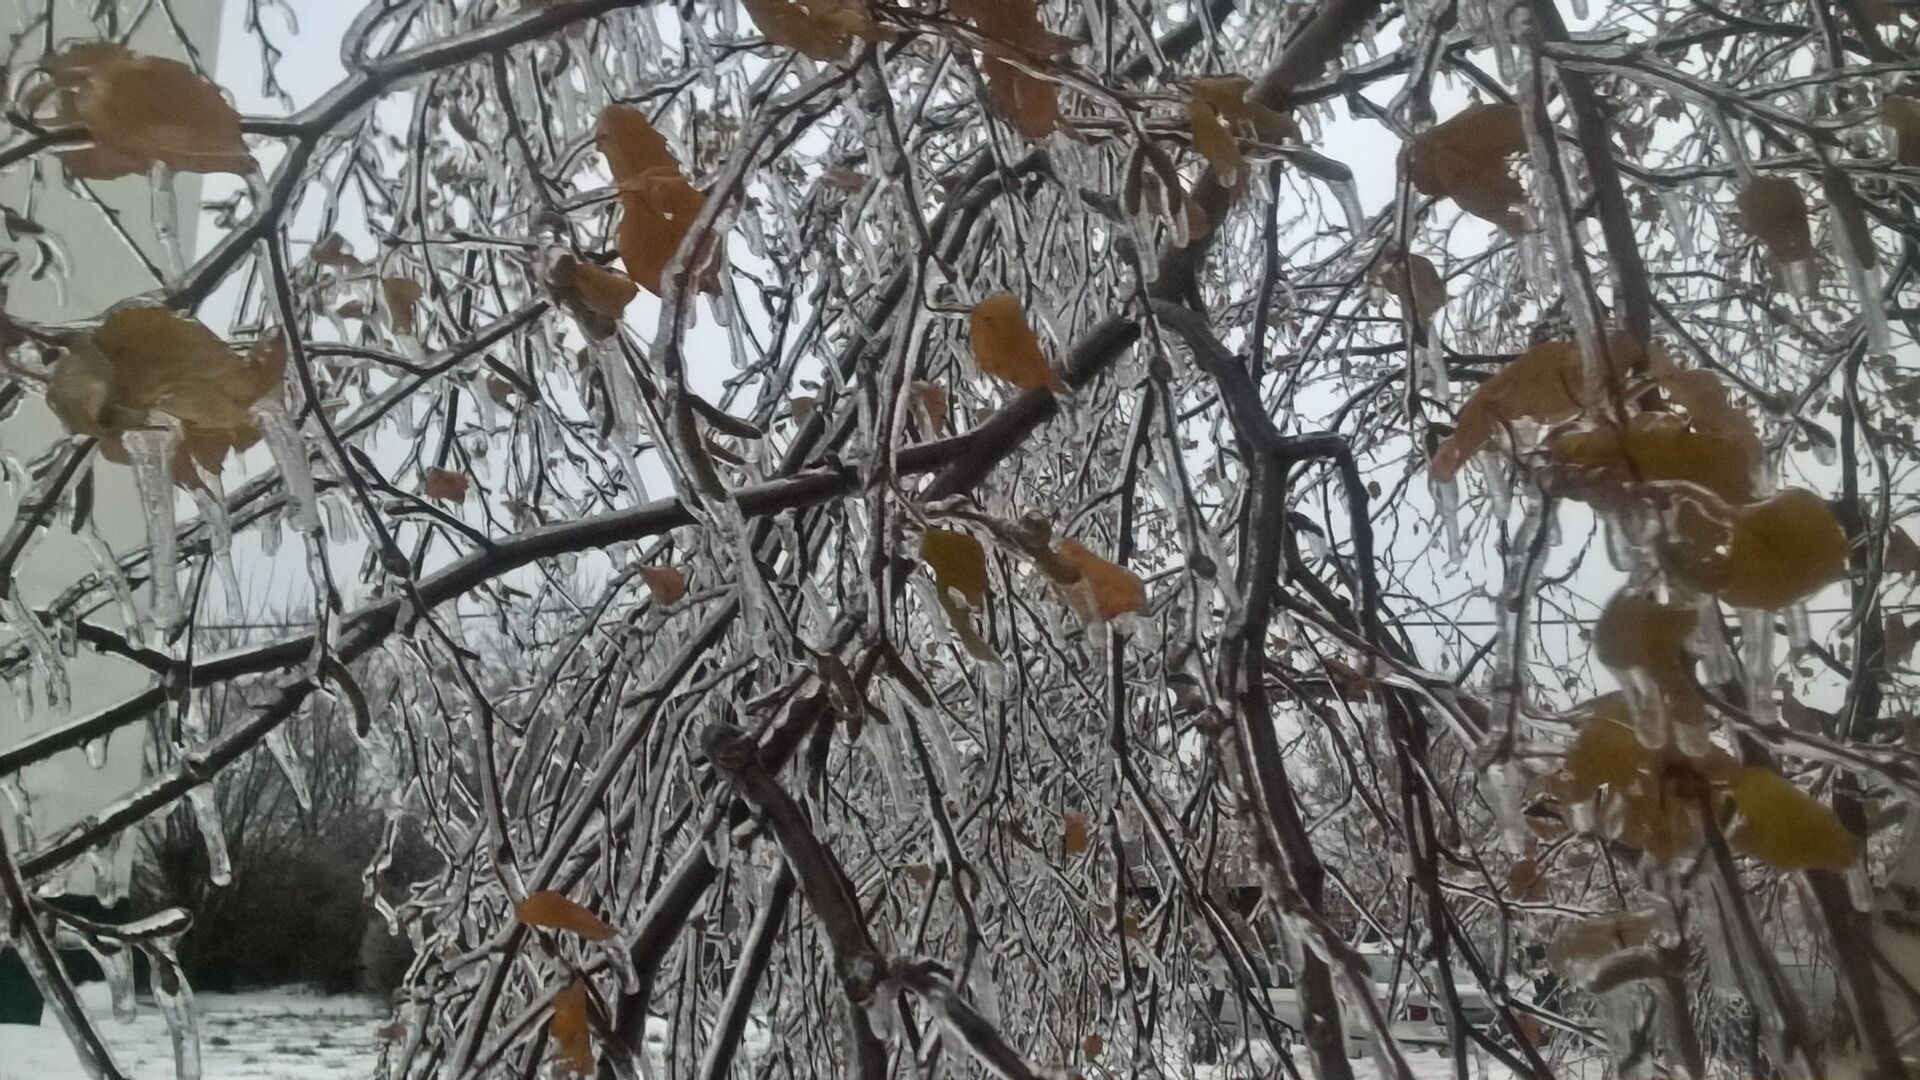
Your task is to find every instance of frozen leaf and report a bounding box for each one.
[46,340,120,438]
[1887,614,1915,666]
[598,105,719,296]
[93,307,283,432]
[515,890,616,941]
[1714,489,1849,609]
[550,980,595,1075]
[1432,340,1610,478]
[423,468,468,503]
[913,381,949,435]
[1737,177,1815,265]
[1728,767,1861,871]
[1547,412,1757,504]
[1083,1033,1104,1058]
[1886,527,1920,574]
[383,277,424,335]
[1547,910,1659,977]
[1410,103,1528,231]
[39,43,253,177]
[921,528,989,608]
[1188,100,1244,187]
[598,104,678,182]
[970,294,1068,393]
[1507,857,1547,900]
[983,56,1059,139]
[742,0,881,61]
[1374,251,1447,326]
[1062,810,1091,856]
[954,0,1077,59]
[639,566,688,605]
[822,167,869,192]
[572,262,638,319]
[1191,76,1293,140]
[1882,96,1920,165]
[1594,591,1696,697]
[1056,539,1146,621]
[1558,696,1644,800]
[310,233,364,269]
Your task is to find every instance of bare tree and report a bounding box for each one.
[2,0,1917,1078]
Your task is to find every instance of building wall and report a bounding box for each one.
[0,1,227,898]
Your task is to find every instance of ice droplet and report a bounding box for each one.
[84,734,109,769]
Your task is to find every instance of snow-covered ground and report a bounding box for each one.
[0,982,387,1079]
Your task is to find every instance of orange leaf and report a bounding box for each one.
[1062,810,1092,856]
[41,44,253,177]
[383,277,424,336]
[515,891,616,941]
[1056,539,1147,621]
[1737,177,1815,265]
[549,980,596,1075]
[423,468,468,503]
[573,263,639,319]
[1410,103,1528,231]
[969,294,1067,393]
[921,528,990,609]
[639,566,688,605]
[1728,767,1861,872]
[597,105,680,186]
[598,106,720,296]
[1715,488,1849,609]
[983,56,1059,140]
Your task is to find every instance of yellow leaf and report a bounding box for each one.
[1716,488,1849,609]
[1062,809,1092,856]
[1594,591,1696,696]
[1547,412,1757,505]
[92,307,283,432]
[1728,767,1860,871]
[549,980,596,1075]
[1056,539,1147,621]
[969,294,1067,393]
[383,277,424,336]
[1558,696,1645,800]
[1883,96,1920,166]
[1737,177,1815,265]
[515,890,616,941]
[40,44,253,177]
[920,528,989,609]
[983,56,1059,140]
[423,468,468,503]
[1188,99,1244,187]
[1410,103,1528,231]
[639,565,688,605]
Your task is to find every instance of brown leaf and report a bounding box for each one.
[953,0,1077,59]
[639,565,688,605]
[1729,767,1861,872]
[310,233,364,269]
[1883,96,1920,166]
[1191,76,1293,140]
[1056,539,1147,621]
[913,381,949,435]
[382,277,424,335]
[969,294,1067,393]
[1888,614,1915,667]
[597,104,679,184]
[598,106,720,296]
[1737,177,1816,265]
[921,528,990,609]
[741,0,882,60]
[1083,1033,1104,1059]
[1410,103,1528,231]
[1594,592,1696,699]
[516,891,616,941]
[821,166,869,192]
[549,980,596,1075]
[1188,99,1244,187]
[423,468,468,503]
[1374,250,1447,326]
[983,56,1059,140]
[1886,527,1920,574]
[1547,412,1758,505]
[1433,340,1598,478]
[573,262,639,319]
[1062,810,1092,856]
[40,44,253,177]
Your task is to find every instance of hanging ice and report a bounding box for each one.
[2,590,69,718]
[150,163,185,282]
[254,399,321,534]
[186,786,232,887]
[265,728,314,813]
[122,426,184,629]
[145,931,203,1080]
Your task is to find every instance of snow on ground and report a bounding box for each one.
[0,982,388,1079]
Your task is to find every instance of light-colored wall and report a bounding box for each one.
[0,1,226,897]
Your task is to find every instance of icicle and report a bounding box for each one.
[1434,476,1465,565]
[145,932,203,1080]
[189,484,242,604]
[1488,500,1549,741]
[1,773,36,847]
[150,163,184,281]
[88,835,125,905]
[1570,0,1588,18]
[1785,603,1812,654]
[122,426,183,629]
[264,728,313,813]
[1477,451,1512,522]
[2,591,69,718]
[186,787,232,887]
[1326,174,1366,235]
[253,400,321,534]
[1657,186,1696,257]
[1837,248,1893,356]
[81,528,141,647]
[1741,608,1775,725]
